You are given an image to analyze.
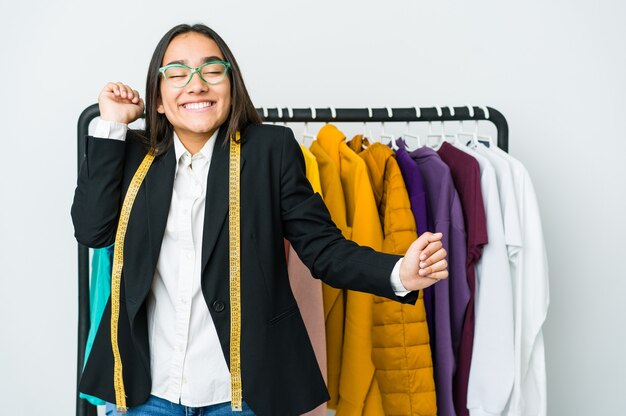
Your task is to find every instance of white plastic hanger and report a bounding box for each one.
[379,106,397,150]
[284,107,293,128]
[455,105,478,148]
[425,106,442,148]
[326,107,336,125]
[442,106,458,144]
[360,108,374,148]
[274,106,283,126]
[455,105,494,149]
[402,106,421,151]
[425,106,455,150]
[302,106,317,147]
[477,106,494,147]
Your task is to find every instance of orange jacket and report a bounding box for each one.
[312,125,385,415]
[309,137,348,409]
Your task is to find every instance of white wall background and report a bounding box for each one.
[0,1,624,415]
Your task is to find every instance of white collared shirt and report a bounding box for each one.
[149,129,233,407]
[491,146,549,416]
[93,118,409,407]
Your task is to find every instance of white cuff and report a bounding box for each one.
[390,258,411,296]
[94,117,128,140]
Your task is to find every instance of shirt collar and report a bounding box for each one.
[173,128,220,176]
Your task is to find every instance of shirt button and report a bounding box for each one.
[212,300,225,313]
[187,253,193,259]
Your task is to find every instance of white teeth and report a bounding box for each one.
[184,101,213,110]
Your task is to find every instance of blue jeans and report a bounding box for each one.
[105,395,255,415]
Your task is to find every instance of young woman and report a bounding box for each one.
[72,23,448,416]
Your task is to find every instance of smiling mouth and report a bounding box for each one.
[182,101,215,110]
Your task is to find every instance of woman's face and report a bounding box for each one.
[157,32,232,143]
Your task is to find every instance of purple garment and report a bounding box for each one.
[395,139,429,236]
[405,143,469,416]
[438,142,488,416]
[395,139,436,348]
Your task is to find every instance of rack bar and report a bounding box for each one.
[255,106,508,152]
[75,104,509,416]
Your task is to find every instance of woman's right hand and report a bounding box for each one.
[98,82,145,125]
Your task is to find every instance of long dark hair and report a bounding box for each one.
[144,23,261,154]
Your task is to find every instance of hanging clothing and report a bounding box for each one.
[80,245,114,406]
[437,142,488,416]
[395,139,430,236]
[347,136,437,416]
[490,146,549,416]
[312,124,386,415]
[474,144,522,263]
[284,145,327,416]
[455,146,514,416]
[309,136,350,410]
[406,143,470,416]
[395,140,435,358]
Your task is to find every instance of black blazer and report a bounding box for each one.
[72,123,418,416]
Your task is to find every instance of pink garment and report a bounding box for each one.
[284,240,327,416]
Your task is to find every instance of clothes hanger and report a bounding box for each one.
[379,106,397,150]
[302,106,317,147]
[476,106,494,148]
[326,107,336,125]
[283,107,293,140]
[285,107,293,128]
[455,105,478,148]
[402,106,421,151]
[360,107,374,148]
[425,106,455,150]
[271,106,282,126]
[442,106,459,144]
[455,105,493,149]
[425,106,443,148]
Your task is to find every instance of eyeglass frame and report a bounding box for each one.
[158,60,232,88]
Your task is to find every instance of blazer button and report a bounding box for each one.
[212,300,225,313]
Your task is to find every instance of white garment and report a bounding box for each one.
[93,118,410,407]
[453,143,514,416]
[491,147,549,416]
[475,144,523,263]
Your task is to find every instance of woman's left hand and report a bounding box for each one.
[399,232,449,291]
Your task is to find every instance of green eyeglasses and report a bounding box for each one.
[159,60,231,88]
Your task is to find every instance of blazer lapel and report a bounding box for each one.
[201,128,246,274]
[126,145,175,328]
[146,146,176,280]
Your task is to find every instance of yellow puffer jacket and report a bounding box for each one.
[348,136,437,416]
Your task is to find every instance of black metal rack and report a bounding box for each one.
[76,104,509,416]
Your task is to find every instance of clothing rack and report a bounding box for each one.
[75,104,509,416]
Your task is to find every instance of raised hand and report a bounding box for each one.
[98,82,145,125]
[399,232,449,291]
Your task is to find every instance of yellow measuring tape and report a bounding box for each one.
[110,150,155,413]
[229,132,243,411]
[109,133,243,413]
